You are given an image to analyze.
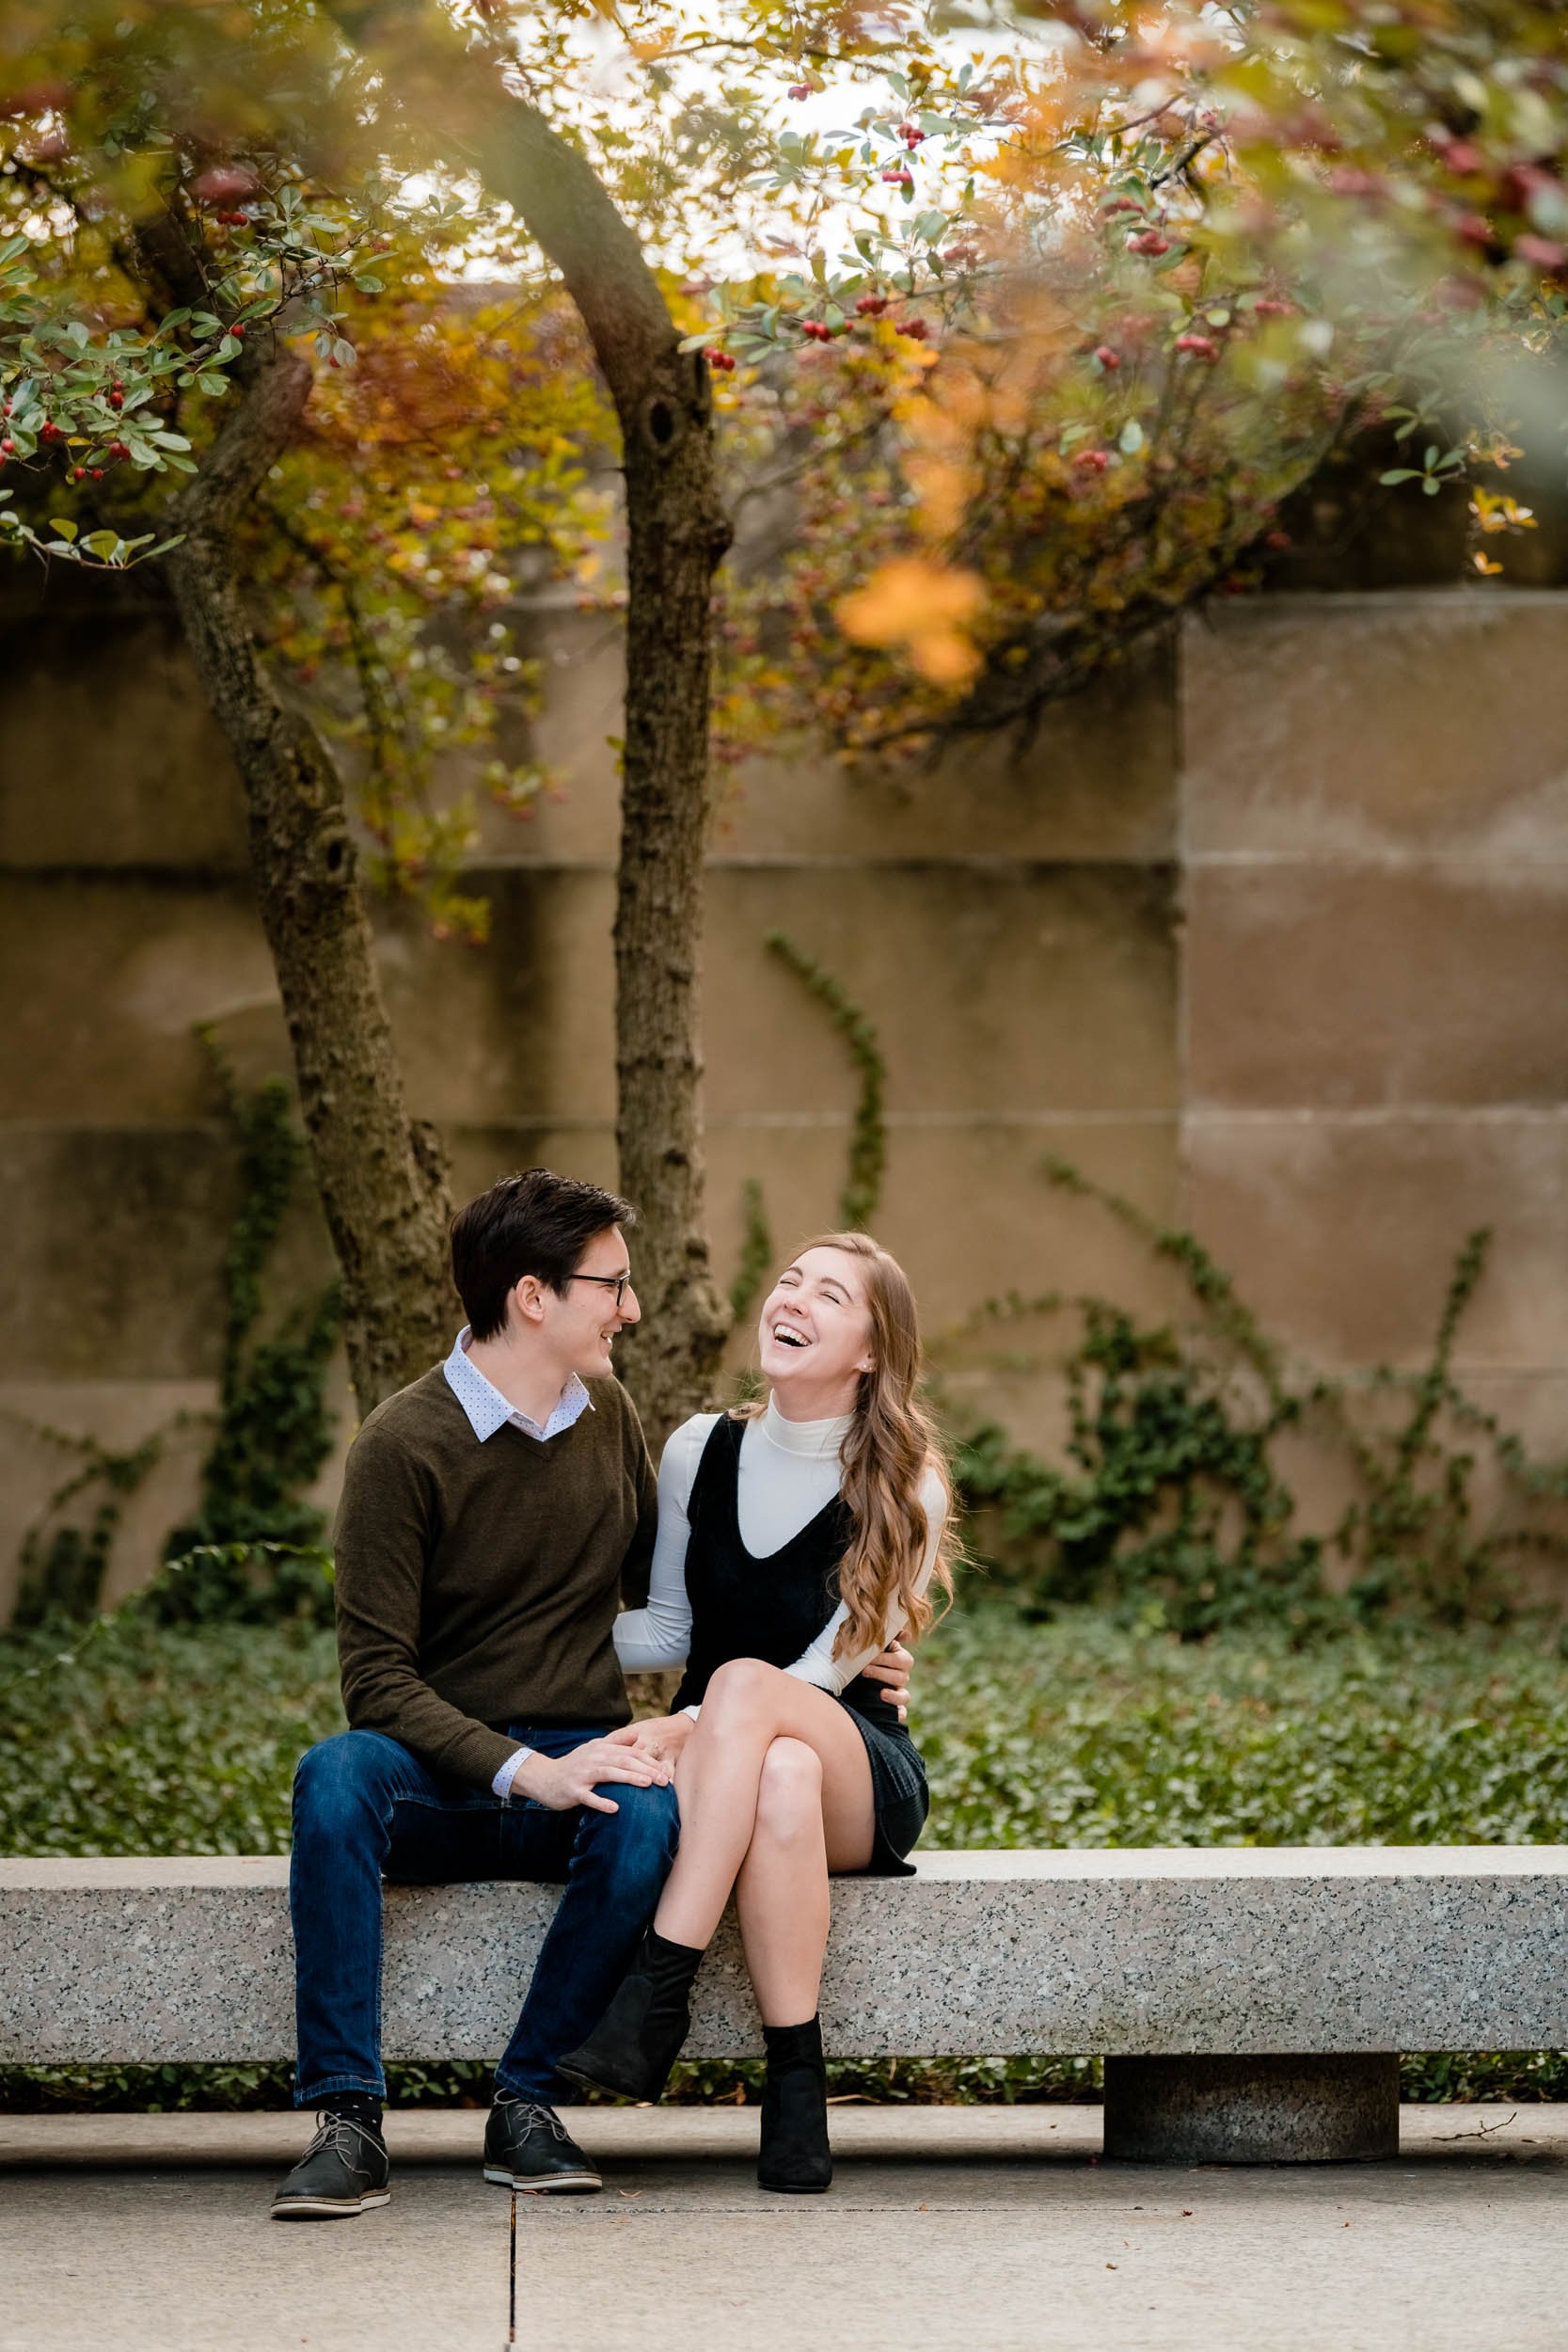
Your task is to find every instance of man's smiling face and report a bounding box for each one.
[542,1223,640,1379]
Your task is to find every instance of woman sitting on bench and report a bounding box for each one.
[559,1231,956,2193]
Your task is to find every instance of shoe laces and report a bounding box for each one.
[494,2095,570,2144]
[306,2110,381,2163]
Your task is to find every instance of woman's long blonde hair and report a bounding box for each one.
[736,1231,958,1664]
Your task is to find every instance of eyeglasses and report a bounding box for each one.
[567,1272,634,1310]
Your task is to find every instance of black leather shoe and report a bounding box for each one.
[757,2017,832,2194]
[483,2097,602,2194]
[556,1928,703,2104]
[270,2111,390,2219]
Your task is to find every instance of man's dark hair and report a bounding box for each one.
[450,1168,637,1341]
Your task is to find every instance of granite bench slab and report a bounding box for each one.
[6,1847,1568,2066]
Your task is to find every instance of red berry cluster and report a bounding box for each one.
[897,122,926,148]
[1073,448,1110,472]
[881,166,913,187]
[1093,344,1121,370]
[1127,229,1171,256]
[1174,332,1218,359]
[800,319,833,342]
[703,346,736,372]
[895,316,929,341]
[854,294,888,315]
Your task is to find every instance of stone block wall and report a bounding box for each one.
[2,580,1564,1618]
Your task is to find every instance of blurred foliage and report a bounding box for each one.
[5,1,1565,881]
[704,0,1568,762]
[8,1595,1568,2106]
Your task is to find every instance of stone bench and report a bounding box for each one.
[6,1848,1566,2163]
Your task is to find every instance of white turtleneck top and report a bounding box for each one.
[612,1397,947,1710]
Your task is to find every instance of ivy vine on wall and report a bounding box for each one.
[8,1030,341,1629]
[157,1028,341,1623]
[730,946,1568,1635]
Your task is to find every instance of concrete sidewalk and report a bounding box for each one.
[2,2105,1561,2352]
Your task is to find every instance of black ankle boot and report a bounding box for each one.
[556,1929,705,2103]
[757,2016,832,2194]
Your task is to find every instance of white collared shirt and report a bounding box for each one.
[442,1327,594,1443]
[441,1328,594,1796]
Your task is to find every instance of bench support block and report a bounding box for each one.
[1102,2052,1400,2164]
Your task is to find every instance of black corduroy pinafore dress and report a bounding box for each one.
[670,1414,929,1877]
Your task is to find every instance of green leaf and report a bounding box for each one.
[1118,419,1146,454]
[914,210,948,245]
[80,531,122,559]
[1379,469,1419,484]
[47,517,77,543]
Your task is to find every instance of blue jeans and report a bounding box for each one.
[290,1724,680,2108]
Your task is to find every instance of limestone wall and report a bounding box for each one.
[2,580,1564,1619]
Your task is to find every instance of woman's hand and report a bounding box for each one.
[862,1639,913,1723]
[626,1711,696,1768]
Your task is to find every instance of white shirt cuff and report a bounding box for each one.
[681,1704,701,1723]
[492,1745,535,1798]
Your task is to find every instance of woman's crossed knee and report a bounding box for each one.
[751,1736,824,1850]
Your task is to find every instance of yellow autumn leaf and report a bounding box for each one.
[837,559,986,687]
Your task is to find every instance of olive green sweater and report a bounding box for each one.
[332,1366,657,1789]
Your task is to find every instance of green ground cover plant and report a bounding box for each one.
[5,1587,1568,2109]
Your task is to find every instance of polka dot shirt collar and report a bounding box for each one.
[442,1328,594,1444]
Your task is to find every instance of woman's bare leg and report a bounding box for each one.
[656,1660,875,1953]
[733,1739,832,2025]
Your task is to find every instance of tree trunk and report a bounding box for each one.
[609,362,736,1446]
[320,0,734,1447]
[162,338,453,1414]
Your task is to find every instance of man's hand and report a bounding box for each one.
[515,1734,672,1816]
[621,1712,695,1768]
[861,1639,914,1722]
